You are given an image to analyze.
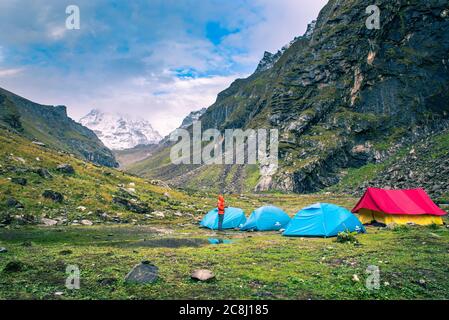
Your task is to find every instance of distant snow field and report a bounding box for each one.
[79,109,162,150]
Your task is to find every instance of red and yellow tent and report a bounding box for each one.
[352,188,447,225]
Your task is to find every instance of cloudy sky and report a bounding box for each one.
[0,0,327,135]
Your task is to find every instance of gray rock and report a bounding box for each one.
[125,261,159,284]
[32,141,46,147]
[56,164,75,174]
[42,190,64,203]
[80,219,93,226]
[0,247,7,253]
[191,269,215,281]
[35,168,52,179]
[11,177,27,186]
[40,218,58,226]
[112,188,150,214]
[153,211,165,218]
[5,197,24,209]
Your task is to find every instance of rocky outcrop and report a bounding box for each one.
[112,188,151,214]
[56,164,75,174]
[347,127,449,201]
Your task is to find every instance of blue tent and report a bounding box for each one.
[283,203,365,237]
[240,206,291,231]
[200,207,247,230]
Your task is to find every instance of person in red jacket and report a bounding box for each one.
[217,195,225,231]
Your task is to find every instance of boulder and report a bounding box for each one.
[191,269,215,282]
[149,179,171,189]
[5,197,24,209]
[32,141,46,147]
[152,211,165,218]
[124,261,159,284]
[56,164,75,174]
[0,247,7,253]
[112,189,151,214]
[40,218,58,226]
[35,168,52,179]
[11,177,27,186]
[80,219,93,226]
[42,190,64,203]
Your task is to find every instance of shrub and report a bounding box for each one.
[427,223,440,230]
[336,231,359,244]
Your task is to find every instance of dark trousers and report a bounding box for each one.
[218,214,224,231]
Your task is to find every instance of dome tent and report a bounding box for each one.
[283,203,365,237]
[240,206,291,231]
[200,207,246,230]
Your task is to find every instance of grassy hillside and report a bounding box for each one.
[0,127,203,225]
[0,87,117,167]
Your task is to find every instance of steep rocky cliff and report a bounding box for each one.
[0,87,118,167]
[129,0,449,200]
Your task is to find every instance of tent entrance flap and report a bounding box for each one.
[357,209,444,225]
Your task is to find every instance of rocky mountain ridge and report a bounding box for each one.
[180,108,207,129]
[128,0,449,201]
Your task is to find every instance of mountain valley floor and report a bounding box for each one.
[1,193,448,300]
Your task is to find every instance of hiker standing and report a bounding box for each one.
[217,195,225,231]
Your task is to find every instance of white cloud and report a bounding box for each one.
[222,0,328,59]
[0,68,24,77]
[70,73,242,135]
[48,26,67,40]
[0,0,328,136]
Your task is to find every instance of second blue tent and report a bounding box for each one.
[240,205,291,231]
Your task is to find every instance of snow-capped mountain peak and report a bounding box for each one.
[79,109,162,150]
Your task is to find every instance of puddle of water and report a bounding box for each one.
[120,237,235,249]
[126,238,209,248]
[208,238,234,245]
